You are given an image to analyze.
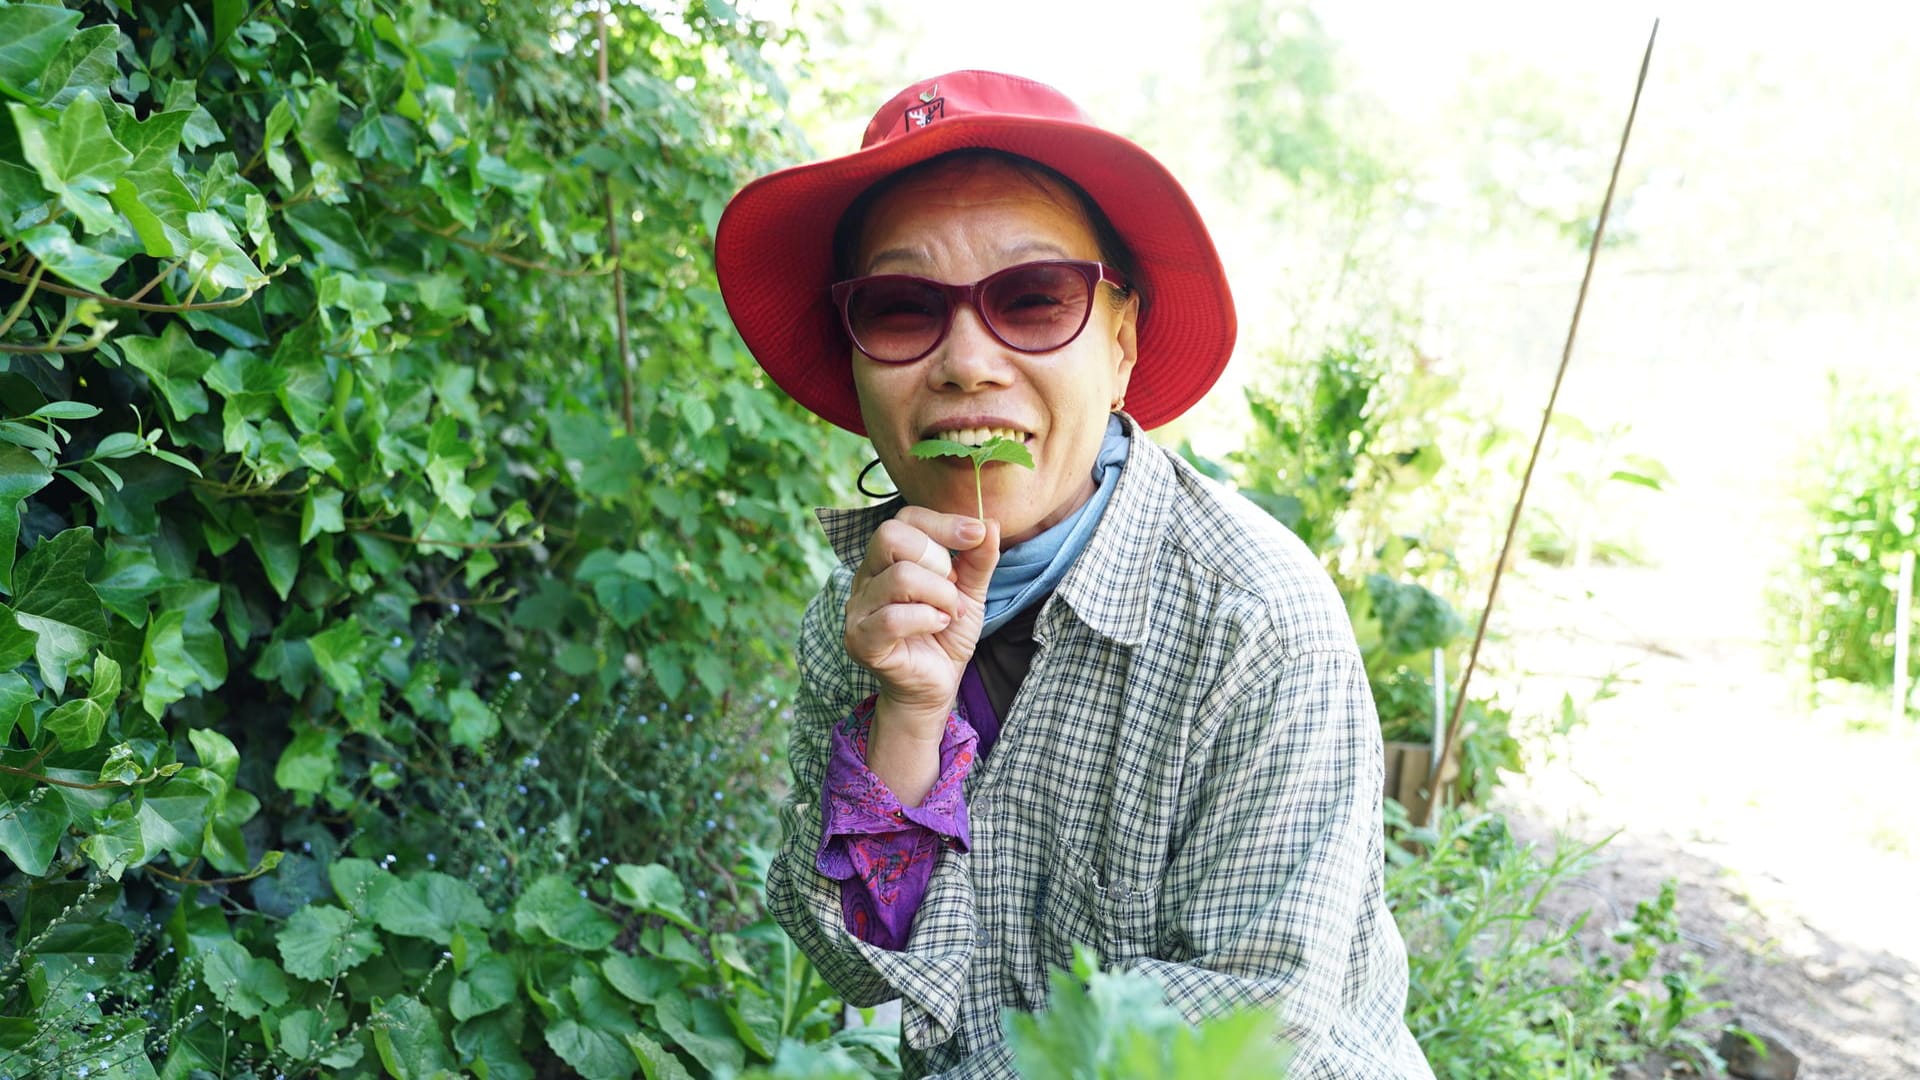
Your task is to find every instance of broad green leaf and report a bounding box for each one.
[0,4,81,104]
[511,874,618,951]
[370,871,491,944]
[187,727,239,787]
[371,994,455,1080]
[625,1031,696,1080]
[0,783,69,876]
[211,0,246,55]
[653,991,746,1076]
[90,544,163,623]
[186,209,267,293]
[274,726,340,796]
[202,938,291,1019]
[611,864,698,931]
[447,686,495,750]
[243,510,300,601]
[108,105,190,174]
[328,856,392,916]
[601,953,676,1007]
[308,617,367,697]
[43,650,119,750]
[296,82,362,182]
[19,222,124,292]
[12,527,107,694]
[133,766,218,860]
[299,488,344,543]
[79,796,145,878]
[450,952,517,1021]
[139,581,228,718]
[0,671,36,742]
[277,904,381,980]
[9,91,131,233]
[724,985,782,1060]
[108,175,177,257]
[34,24,118,109]
[910,438,976,460]
[0,445,54,594]
[548,972,639,1080]
[119,323,215,422]
[455,1008,535,1080]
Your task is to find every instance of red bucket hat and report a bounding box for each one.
[714,70,1236,435]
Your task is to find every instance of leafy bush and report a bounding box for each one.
[1003,946,1289,1080]
[1388,810,1731,1078]
[1777,378,1920,697]
[0,0,875,1074]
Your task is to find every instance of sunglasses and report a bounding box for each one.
[830,259,1130,364]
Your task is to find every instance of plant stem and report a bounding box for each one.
[974,463,984,520]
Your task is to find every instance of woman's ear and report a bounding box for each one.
[1110,293,1140,402]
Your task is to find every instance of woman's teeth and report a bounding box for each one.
[945,427,1027,447]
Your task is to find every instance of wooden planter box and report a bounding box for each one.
[1384,736,1464,828]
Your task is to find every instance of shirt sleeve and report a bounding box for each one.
[1126,645,1431,1080]
[817,696,978,951]
[764,579,983,1053]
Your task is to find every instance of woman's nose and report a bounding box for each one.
[927,304,1013,391]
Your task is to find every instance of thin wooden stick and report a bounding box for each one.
[1433,21,1660,800]
[1894,548,1914,725]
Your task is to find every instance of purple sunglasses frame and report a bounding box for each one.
[829,259,1131,364]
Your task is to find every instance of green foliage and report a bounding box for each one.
[1777,379,1920,696]
[1193,343,1517,802]
[1002,946,1290,1079]
[0,0,877,1074]
[1388,811,1731,1077]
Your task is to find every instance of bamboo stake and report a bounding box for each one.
[1895,548,1914,725]
[1436,21,1660,781]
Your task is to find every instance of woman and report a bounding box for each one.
[716,71,1431,1079]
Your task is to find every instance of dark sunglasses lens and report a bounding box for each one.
[846,279,947,361]
[982,264,1092,351]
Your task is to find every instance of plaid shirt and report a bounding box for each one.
[767,422,1432,1078]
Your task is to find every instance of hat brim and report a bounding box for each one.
[716,115,1236,436]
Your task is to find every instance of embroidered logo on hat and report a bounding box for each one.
[904,96,944,131]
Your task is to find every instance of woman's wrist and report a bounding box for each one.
[867,693,953,808]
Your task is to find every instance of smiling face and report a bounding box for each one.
[849,158,1139,546]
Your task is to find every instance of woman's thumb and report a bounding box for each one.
[953,518,1000,604]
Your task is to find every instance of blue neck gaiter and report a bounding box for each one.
[981,415,1131,636]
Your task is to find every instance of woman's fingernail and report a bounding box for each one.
[959,520,985,543]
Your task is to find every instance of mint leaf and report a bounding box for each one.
[908,435,1035,519]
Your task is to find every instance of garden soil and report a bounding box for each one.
[1490,560,1920,1079]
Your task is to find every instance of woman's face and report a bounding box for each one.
[850,160,1139,546]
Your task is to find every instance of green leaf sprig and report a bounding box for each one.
[911,435,1036,519]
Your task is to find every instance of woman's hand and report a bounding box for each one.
[843,508,999,806]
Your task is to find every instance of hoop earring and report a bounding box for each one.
[857,458,898,499]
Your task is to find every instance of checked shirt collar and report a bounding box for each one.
[814,412,1170,648]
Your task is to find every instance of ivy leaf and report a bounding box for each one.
[9,90,131,234]
[202,938,292,1020]
[611,864,698,932]
[186,209,268,293]
[139,581,228,718]
[0,781,69,876]
[299,488,344,543]
[371,994,456,1080]
[133,766,218,860]
[34,24,118,109]
[187,727,240,788]
[119,322,216,422]
[79,796,145,878]
[370,871,491,944]
[43,650,120,750]
[450,953,518,1022]
[12,526,107,695]
[243,509,300,601]
[0,444,55,594]
[0,4,82,104]
[447,686,495,750]
[19,222,124,292]
[296,82,363,183]
[308,616,368,698]
[0,671,37,743]
[511,874,618,951]
[277,904,381,980]
[274,725,340,796]
[90,543,164,624]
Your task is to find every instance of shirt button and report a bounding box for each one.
[976,929,991,949]
[1110,882,1131,902]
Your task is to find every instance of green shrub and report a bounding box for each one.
[1388,810,1731,1077]
[0,0,873,1074]
[1777,378,1920,698]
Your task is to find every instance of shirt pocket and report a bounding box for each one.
[1038,841,1161,969]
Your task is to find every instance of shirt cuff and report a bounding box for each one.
[816,696,977,871]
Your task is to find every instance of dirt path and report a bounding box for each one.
[1488,562,1920,1079]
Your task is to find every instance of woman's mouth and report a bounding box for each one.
[925,425,1033,448]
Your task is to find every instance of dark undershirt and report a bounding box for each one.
[966,591,1048,752]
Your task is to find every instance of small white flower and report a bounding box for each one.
[568,692,581,704]
[427,853,437,863]
[516,784,527,794]
[508,671,522,683]
[391,635,404,647]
